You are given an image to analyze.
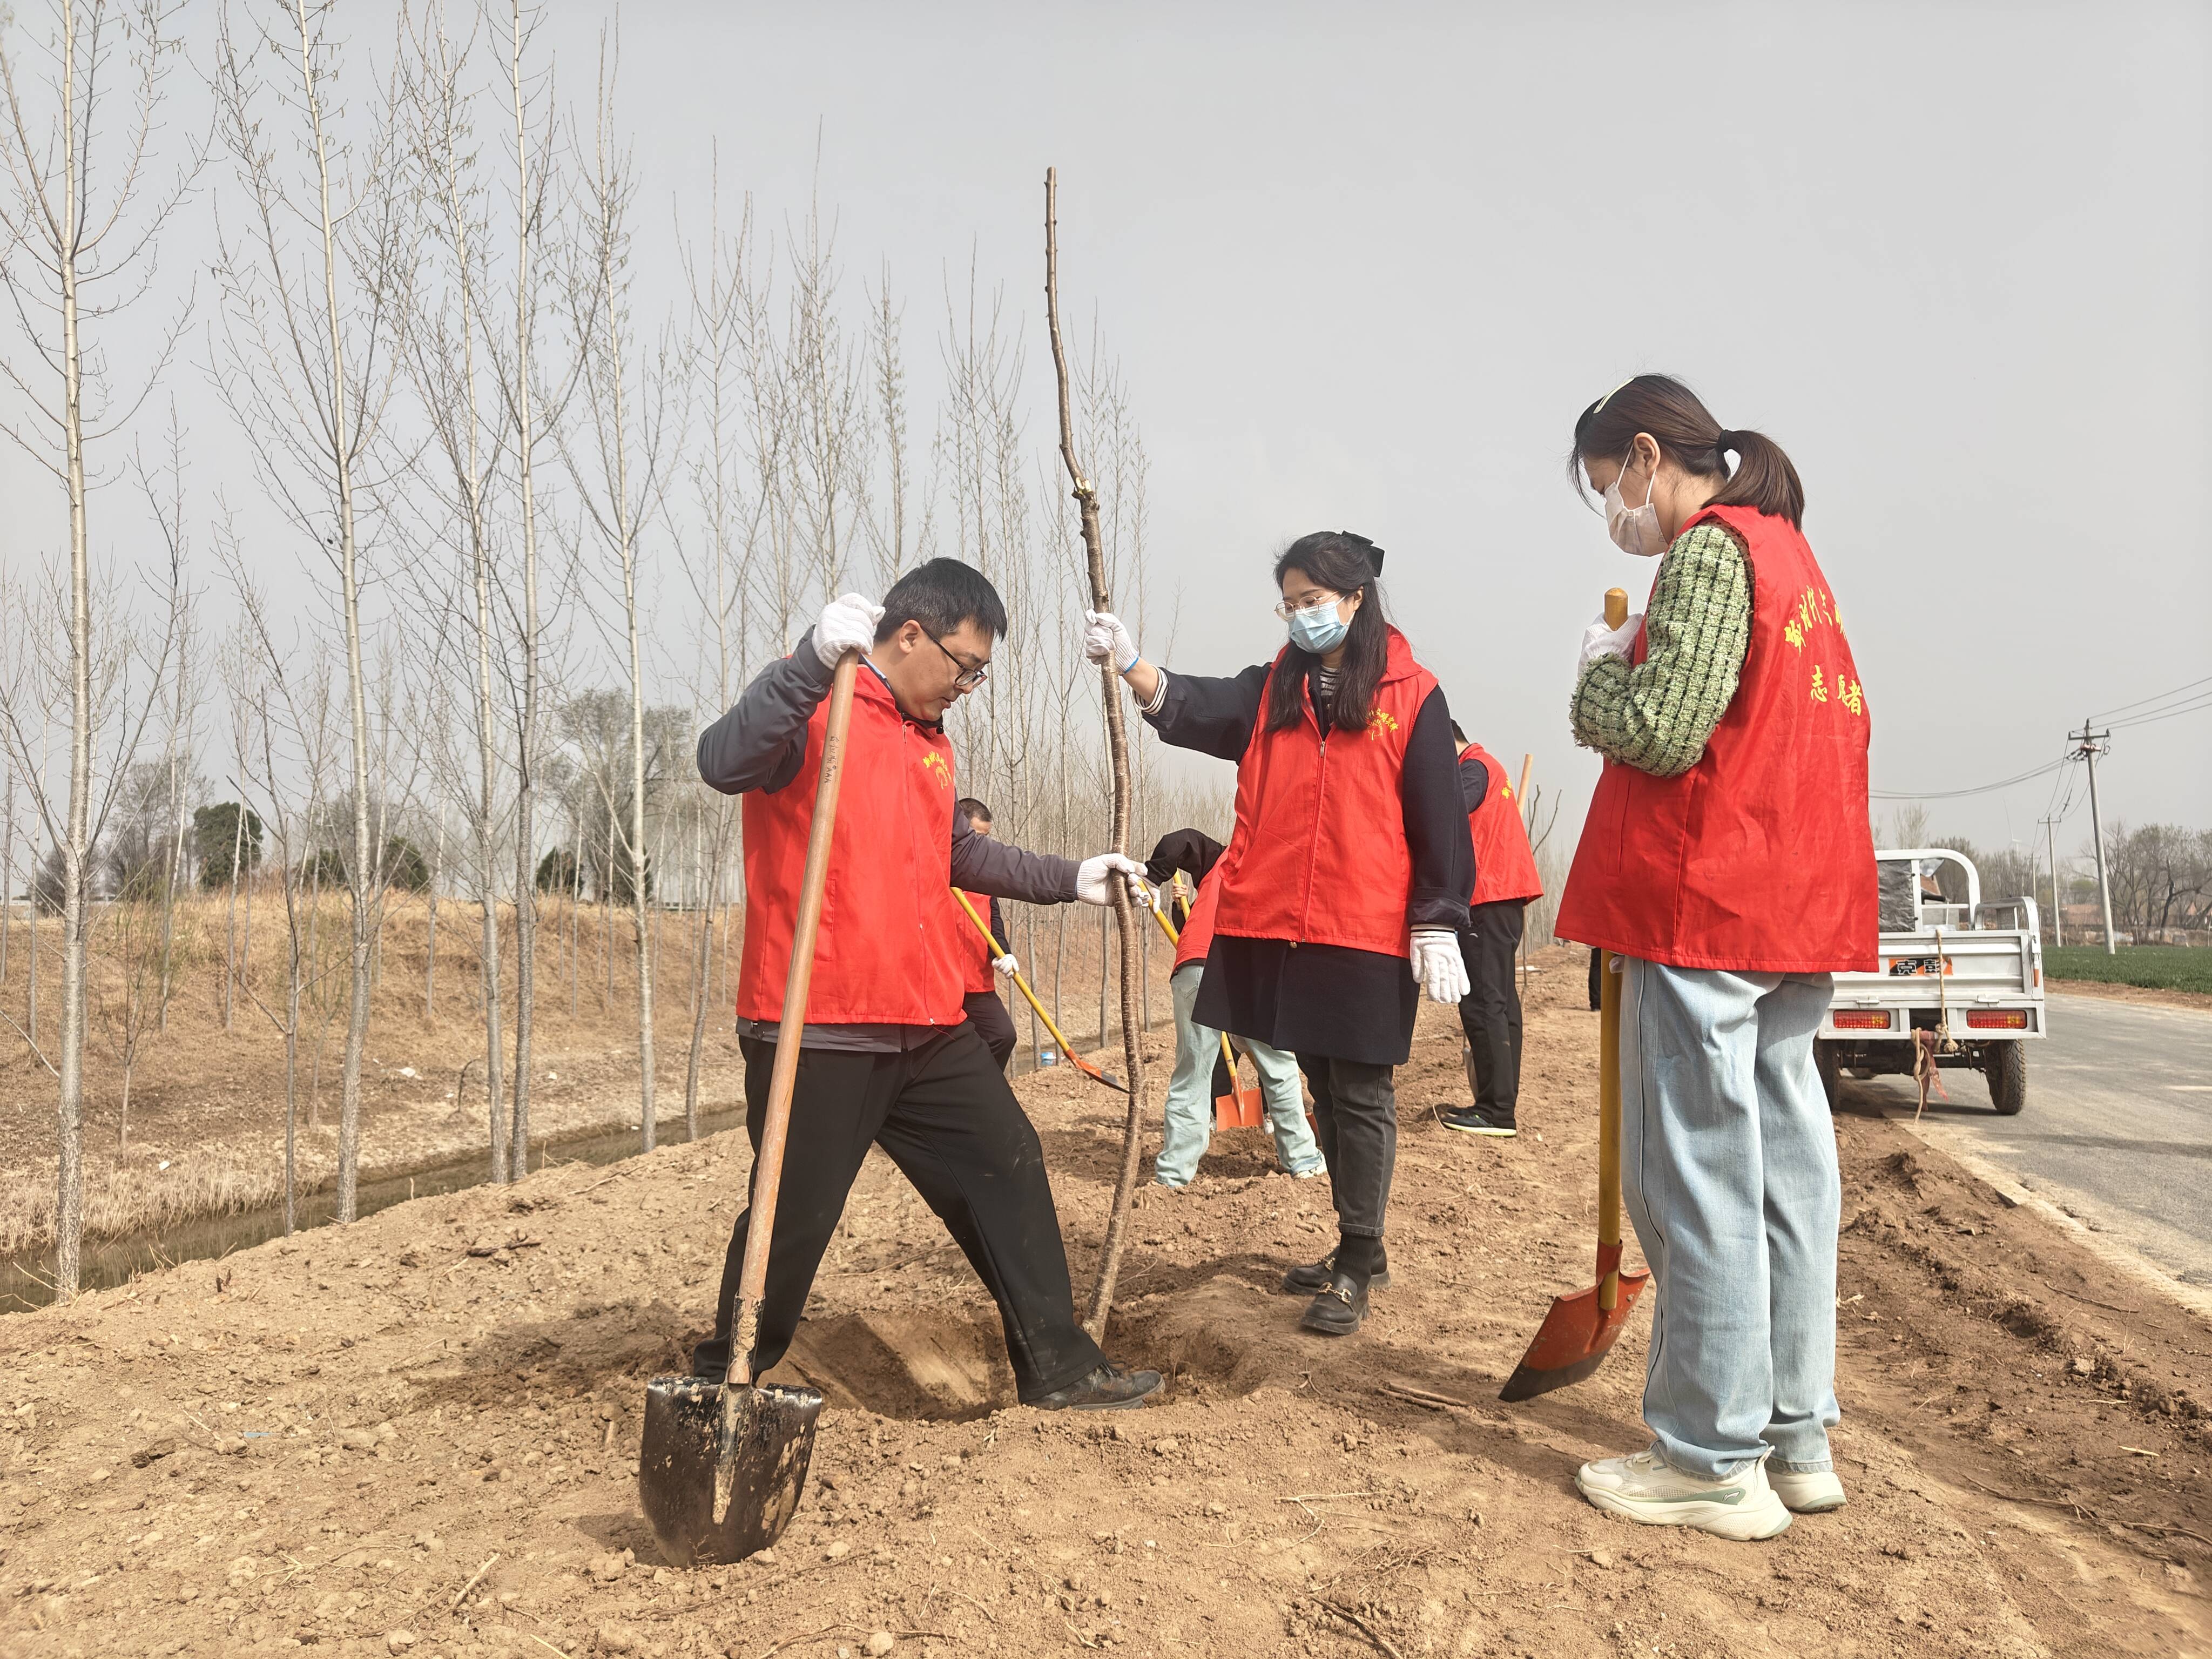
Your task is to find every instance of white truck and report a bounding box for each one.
[1815,847,2046,1115]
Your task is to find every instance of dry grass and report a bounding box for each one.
[0,885,1178,1252]
[0,1144,278,1257]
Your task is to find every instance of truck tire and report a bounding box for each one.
[1816,1040,1843,1112]
[1986,1043,2027,1116]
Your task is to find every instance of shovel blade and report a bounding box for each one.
[638,1375,824,1566]
[1212,1085,1264,1131]
[1498,1269,1651,1403]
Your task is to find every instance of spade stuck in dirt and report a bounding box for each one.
[637,653,858,1564]
[1501,589,1650,1404]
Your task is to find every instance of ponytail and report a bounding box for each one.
[1570,374,1806,528]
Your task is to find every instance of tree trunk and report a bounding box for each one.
[225,805,242,1030]
[1045,170,1148,1341]
[505,0,542,1182]
[426,813,442,1022]
[52,2,92,1303]
[293,1,375,1225]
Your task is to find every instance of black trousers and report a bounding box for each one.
[1455,899,1526,1117]
[1296,1054,1396,1238]
[691,1024,1104,1401]
[963,990,1017,1071]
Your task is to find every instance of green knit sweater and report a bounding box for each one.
[1569,522,1752,778]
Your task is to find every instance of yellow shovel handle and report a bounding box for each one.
[950,888,1090,1067]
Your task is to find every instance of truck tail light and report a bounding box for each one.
[1832,1011,1891,1030]
[1966,1010,2029,1030]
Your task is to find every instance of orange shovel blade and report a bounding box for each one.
[1498,1244,1650,1402]
[1212,1084,1264,1130]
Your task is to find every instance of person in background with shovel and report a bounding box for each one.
[1555,375,1876,1540]
[951,797,1021,1071]
[1143,826,1326,1191]
[1439,721,1543,1138]
[1084,531,1472,1337]
[693,558,1162,1413]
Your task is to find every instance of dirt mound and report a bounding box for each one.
[1,946,2207,1658]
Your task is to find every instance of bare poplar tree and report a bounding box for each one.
[673,154,763,1138]
[0,0,196,1299]
[212,0,410,1222]
[561,35,667,1151]
[399,1,511,1181]
[485,0,564,1178]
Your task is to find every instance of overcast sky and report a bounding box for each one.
[5,1,2206,878]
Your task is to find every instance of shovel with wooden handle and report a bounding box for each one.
[950,888,1127,1094]
[637,651,858,1564]
[1500,590,1651,1402]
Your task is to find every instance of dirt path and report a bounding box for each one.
[3,948,2207,1658]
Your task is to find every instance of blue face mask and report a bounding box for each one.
[1287,600,1348,655]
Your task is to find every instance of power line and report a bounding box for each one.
[2106,692,2212,733]
[2088,673,2212,723]
[1868,754,2068,801]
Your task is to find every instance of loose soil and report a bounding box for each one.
[3,946,2208,1658]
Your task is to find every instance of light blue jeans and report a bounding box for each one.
[1157,965,1324,1188]
[1619,956,1841,1480]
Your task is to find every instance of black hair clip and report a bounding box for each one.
[1338,530,1385,576]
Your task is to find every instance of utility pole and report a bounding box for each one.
[2069,722,2116,956]
[2041,815,2063,948]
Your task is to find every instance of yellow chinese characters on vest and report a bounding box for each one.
[1782,585,1864,717]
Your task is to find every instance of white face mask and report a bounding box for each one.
[1603,455,1668,557]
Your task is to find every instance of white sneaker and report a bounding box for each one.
[1769,1467,1846,1513]
[1575,1449,1792,1541]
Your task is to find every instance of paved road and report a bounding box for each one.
[1838,992,2212,1288]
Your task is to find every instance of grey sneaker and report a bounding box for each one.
[1575,1450,1791,1541]
[1769,1468,1846,1513]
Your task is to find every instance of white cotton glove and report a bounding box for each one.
[1577,610,1643,675]
[1082,610,1140,673]
[993,953,1021,980]
[1410,928,1471,1005]
[1074,852,1150,907]
[813,592,884,669]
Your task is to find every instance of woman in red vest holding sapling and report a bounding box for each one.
[1555,376,1876,1541]
[1083,532,1472,1338]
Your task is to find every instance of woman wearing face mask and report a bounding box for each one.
[1556,375,1876,1541]
[1083,531,1472,1337]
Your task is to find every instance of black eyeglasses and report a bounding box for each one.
[927,631,990,690]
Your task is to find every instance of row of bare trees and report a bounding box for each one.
[0,0,1199,1301]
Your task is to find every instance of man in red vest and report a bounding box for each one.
[1440,723,1544,1137]
[952,798,1021,1070]
[692,558,1159,1412]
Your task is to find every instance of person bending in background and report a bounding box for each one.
[1084,531,1471,1338]
[692,558,1161,1412]
[1440,721,1545,1138]
[1144,826,1325,1191]
[952,797,1021,1071]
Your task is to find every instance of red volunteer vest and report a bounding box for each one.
[1172,867,1223,972]
[1212,628,1439,956]
[1555,504,1877,973]
[737,665,967,1025]
[954,888,998,995]
[1462,741,1544,907]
